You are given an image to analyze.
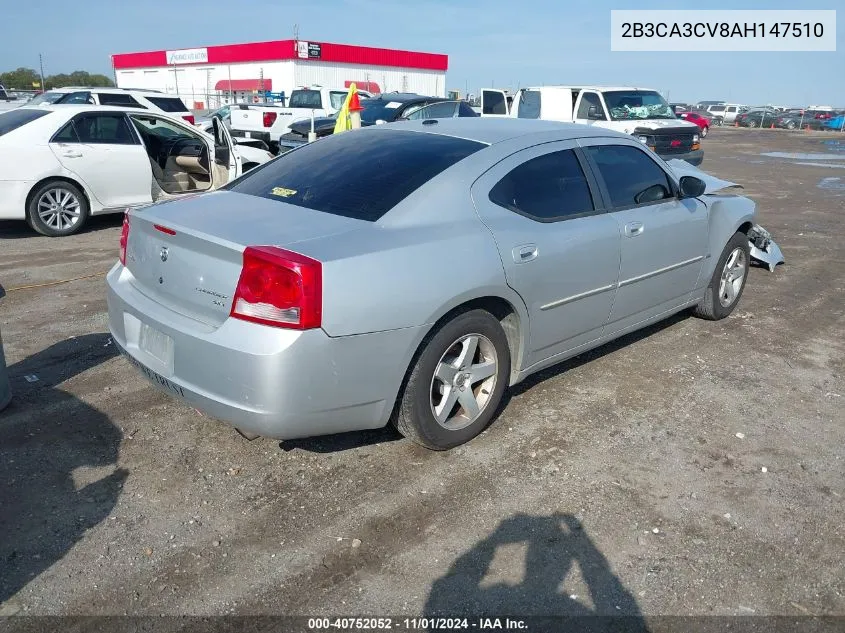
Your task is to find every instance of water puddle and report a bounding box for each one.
[760,152,845,161]
[794,162,845,169]
[817,177,845,191]
[821,140,845,152]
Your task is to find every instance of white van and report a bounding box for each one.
[482,85,703,166]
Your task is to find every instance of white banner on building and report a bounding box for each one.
[166,48,209,65]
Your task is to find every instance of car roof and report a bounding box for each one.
[366,93,436,103]
[380,117,633,145]
[28,104,185,119]
[523,85,659,92]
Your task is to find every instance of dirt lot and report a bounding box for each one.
[1,129,844,623]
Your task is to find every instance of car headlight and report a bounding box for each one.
[693,133,700,143]
[637,135,649,144]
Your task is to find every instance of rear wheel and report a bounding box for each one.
[394,309,511,450]
[27,180,89,237]
[748,119,758,128]
[786,121,797,130]
[693,232,750,321]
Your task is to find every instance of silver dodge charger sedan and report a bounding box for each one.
[106,118,781,450]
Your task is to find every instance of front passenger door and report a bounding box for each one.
[472,142,621,369]
[581,141,708,335]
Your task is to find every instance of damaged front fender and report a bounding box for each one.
[747,224,784,272]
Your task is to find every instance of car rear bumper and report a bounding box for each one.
[106,264,423,440]
[0,180,32,220]
[230,128,271,143]
[658,149,703,166]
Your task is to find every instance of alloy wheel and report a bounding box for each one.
[718,248,747,308]
[37,188,81,232]
[430,333,498,431]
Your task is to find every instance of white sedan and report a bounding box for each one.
[0,105,274,236]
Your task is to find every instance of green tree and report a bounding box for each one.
[46,71,114,89]
[0,67,41,90]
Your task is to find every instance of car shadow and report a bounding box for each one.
[0,333,126,609]
[281,312,690,454]
[0,214,123,240]
[424,513,649,632]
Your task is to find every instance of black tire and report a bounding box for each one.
[700,126,708,138]
[394,309,511,450]
[693,232,751,321]
[27,180,89,237]
[786,121,796,130]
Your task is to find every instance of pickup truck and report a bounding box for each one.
[482,85,704,166]
[229,86,372,153]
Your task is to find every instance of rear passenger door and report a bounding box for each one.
[49,112,153,209]
[471,142,621,368]
[580,140,708,335]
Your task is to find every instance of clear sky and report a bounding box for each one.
[3,0,842,106]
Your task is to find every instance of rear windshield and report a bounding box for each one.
[360,99,410,124]
[226,129,486,221]
[145,96,189,112]
[27,91,66,105]
[0,108,51,136]
[288,90,322,109]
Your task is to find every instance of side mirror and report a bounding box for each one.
[587,105,605,120]
[679,175,706,198]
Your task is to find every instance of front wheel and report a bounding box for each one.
[786,121,797,130]
[27,181,90,237]
[693,232,750,321]
[394,309,511,450]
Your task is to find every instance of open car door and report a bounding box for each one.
[481,89,511,117]
[212,116,241,185]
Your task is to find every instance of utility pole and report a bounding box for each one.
[38,53,46,90]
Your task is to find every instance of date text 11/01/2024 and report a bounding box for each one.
[621,21,824,38]
[307,618,528,630]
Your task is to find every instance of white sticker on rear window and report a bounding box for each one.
[384,102,401,109]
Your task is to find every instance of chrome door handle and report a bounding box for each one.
[61,150,83,158]
[624,222,644,237]
[512,244,538,263]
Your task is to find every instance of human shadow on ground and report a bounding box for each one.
[0,333,126,608]
[425,513,649,633]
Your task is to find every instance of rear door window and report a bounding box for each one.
[145,96,189,112]
[227,129,486,221]
[488,149,594,221]
[482,91,507,115]
[0,108,51,136]
[98,93,146,108]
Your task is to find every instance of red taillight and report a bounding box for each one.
[182,115,195,125]
[119,212,130,266]
[230,246,322,330]
[263,111,278,127]
[153,224,176,235]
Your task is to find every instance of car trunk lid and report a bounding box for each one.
[125,191,366,327]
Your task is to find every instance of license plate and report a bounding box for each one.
[121,348,185,398]
[139,322,173,366]
[245,131,252,138]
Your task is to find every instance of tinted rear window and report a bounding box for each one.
[0,108,51,136]
[145,96,189,112]
[227,129,486,221]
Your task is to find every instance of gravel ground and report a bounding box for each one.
[0,129,843,622]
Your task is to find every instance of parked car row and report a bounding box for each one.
[0,104,273,236]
